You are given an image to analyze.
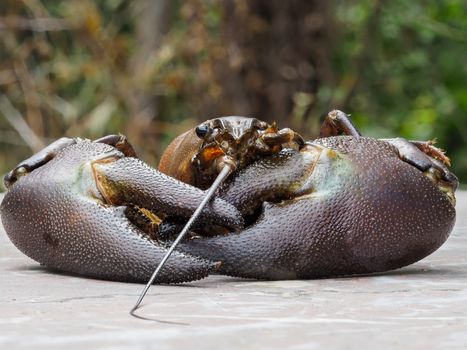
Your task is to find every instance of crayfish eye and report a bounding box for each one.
[195,124,212,138]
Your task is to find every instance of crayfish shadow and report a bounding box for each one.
[9,264,460,284]
[8,264,99,284]
[337,266,459,279]
[212,266,461,283]
[9,264,206,287]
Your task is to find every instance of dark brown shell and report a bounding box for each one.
[179,137,456,279]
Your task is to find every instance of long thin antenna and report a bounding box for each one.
[130,164,234,320]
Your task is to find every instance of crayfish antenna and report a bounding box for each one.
[130,163,235,322]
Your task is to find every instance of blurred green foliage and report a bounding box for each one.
[0,0,466,185]
[331,0,467,182]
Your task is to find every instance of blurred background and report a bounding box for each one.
[0,0,466,185]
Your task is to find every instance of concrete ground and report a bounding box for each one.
[1,192,466,350]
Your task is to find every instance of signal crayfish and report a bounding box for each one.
[0,111,458,284]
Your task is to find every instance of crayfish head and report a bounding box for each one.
[193,116,304,189]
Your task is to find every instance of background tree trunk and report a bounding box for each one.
[197,0,334,137]
[127,0,172,161]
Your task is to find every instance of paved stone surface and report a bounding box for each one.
[1,192,466,350]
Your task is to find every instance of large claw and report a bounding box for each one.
[0,139,242,283]
[179,137,456,279]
